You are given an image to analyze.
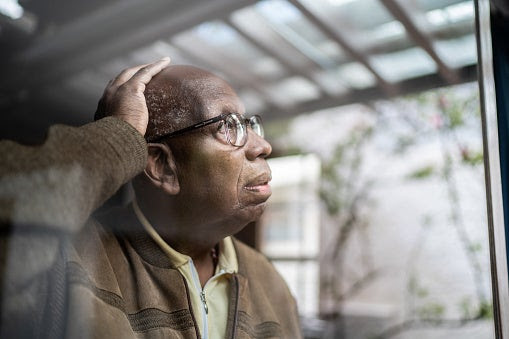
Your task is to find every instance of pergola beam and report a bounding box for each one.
[379,0,460,84]
[3,0,257,89]
[225,18,329,98]
[261,64,477,121]
[287,0,396,95]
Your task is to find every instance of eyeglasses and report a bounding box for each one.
[148,113,264,147]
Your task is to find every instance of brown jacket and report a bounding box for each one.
[67,206,301,338]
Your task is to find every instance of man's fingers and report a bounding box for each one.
[128,57,171,86]
[108,63,150,90]
[94,57,171,132]
[102,65,146,99]
[105,57,170,97]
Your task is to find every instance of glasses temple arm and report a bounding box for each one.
[148,114,226,142]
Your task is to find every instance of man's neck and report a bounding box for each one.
[192,247,218,288]
[134,198,219,286]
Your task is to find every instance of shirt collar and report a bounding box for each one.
[133,199,238,273]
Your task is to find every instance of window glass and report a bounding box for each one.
[265,83,495,338]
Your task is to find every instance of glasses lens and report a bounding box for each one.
[249,115,264,138]
[225,114,247,146]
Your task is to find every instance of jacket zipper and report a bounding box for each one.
[200,291,208,314]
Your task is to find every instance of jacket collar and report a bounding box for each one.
[98,203,243,273]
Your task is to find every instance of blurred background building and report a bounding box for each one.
[0,0,500,338]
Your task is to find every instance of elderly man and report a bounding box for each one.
[0,59,301,338]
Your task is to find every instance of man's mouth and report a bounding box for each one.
[244,173,272,195]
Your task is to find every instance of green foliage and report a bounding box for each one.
[408,87,480,132]
[442,154,453,179]
[416,287,429,298]
[417,302,445,319]
[315,84,488,333]
[444,100,465,129]
[319,126,373,216]
[459,297,493,319]
[461,148,484,166]
[320,190,342,216]
[468,242,483,253]
[478,301,493,319]
[408,276,429,298]
[407,165,435,180]
[459,297,475,318]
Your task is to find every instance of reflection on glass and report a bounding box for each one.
[265,83,495,338]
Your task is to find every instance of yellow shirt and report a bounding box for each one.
[133,200,238,339]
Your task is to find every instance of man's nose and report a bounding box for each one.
[245,129,272,160]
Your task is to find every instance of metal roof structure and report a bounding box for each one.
[0,0,478,141]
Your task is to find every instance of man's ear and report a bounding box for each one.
[145,143,180,195]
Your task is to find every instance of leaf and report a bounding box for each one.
[416,287,429,298]
[468,242,482,253]
[461,149,484,166]
[407,165,435,180]
[478,301,493,319]
[447,105,464,128]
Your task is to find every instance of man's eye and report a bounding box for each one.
[217,121,226,134]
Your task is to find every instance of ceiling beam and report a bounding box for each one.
[379,0,460,84]
[171,37,283,111]
[223,8,331,76]
[224,18,329,98]
[287,0,396,96]
[261,64,477,121]
[3,0,257,89]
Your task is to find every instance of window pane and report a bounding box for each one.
[264,83,495,338]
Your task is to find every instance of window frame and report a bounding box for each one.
[475,0,509,337]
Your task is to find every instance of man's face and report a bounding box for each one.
[172,77,272,232]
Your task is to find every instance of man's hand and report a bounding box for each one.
[94,57,171,136]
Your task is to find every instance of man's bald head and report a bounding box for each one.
[144,65,233,142]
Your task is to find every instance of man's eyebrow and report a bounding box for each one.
[222,105,245,114]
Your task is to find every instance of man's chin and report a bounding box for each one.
[235,201,268,222]
[239,187,271,206]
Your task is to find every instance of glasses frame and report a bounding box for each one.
[148,113,263,147]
